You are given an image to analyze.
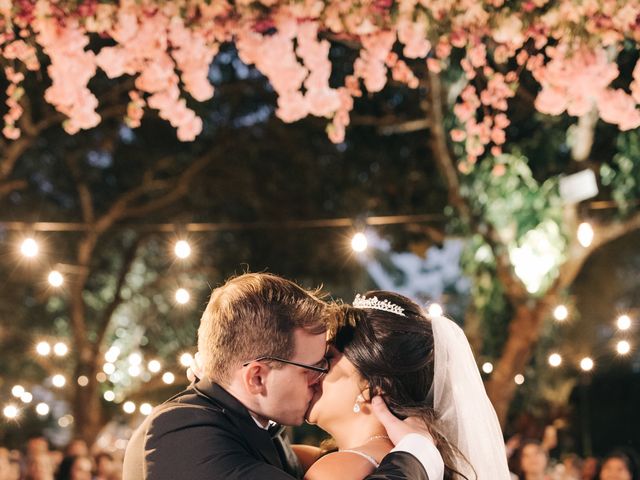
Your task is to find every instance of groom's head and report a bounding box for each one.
[197,273,330,425]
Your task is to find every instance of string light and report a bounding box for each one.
[35,402,50,416]
[482,362,494,374]
[20,392,33,404]
[175,288,190,304]
[148,360,162,373]
[52,374,66,388]
[3,405,19,419]
[616,340,631,355]
[128,365,142,377]
[11,385,25,398]
[103,391,115,402]
[103,363,116,375]
[77,376,89,387]
[140,403,153,416]
[96,372,107,383]
[351,232,368,253]
[427,303,444,317]
[616,315,632,331]
[553,305,569,322]
[36,341,51,356]
[179,353,193,368]
[548,353,562,367]
[174,240,191,259]
[577,222,594,248]
[123,401,136,414]
[514,374,525,385]
[53,342,68,357]
[58,415,73,428]
[580,357,594,372]
[162,372,175,384]
[20,238,39,258]
[105,346,120,363]
[48,270,64,287]
[128,353,142,366]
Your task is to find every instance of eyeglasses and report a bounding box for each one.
[243,356,329,384]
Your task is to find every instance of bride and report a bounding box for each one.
[295,291,510,480]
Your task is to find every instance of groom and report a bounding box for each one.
[123,273,441,479]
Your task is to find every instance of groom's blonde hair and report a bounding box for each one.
[197,273,329,384]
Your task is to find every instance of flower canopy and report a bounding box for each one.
[2,0,640,163]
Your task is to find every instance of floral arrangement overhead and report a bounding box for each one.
[2,0,640,163]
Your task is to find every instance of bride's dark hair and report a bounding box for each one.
[332,290,474,480]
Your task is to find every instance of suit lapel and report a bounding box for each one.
[193,379,283,469]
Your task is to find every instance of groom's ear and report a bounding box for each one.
[242,363,268,395]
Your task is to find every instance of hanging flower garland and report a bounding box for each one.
[2,0,640,165]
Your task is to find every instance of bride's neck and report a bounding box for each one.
[323,412,388,450]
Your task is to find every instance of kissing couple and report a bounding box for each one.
[123,273,510,479]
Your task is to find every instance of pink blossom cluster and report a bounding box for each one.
[2,0,640,159]
[33,14,100,135]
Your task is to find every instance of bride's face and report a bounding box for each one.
[305,345,365,427]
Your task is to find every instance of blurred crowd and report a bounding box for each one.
[0,430,637,480]
[0,437,121,480]
[507,429,639,480]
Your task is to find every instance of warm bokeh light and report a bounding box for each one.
[20,392,33,404]
[577,222,594,248]
[514,374,525,385]
[427,303,444,317]
[36,341,51,356]
[175,288,190,304]
[11,385,24,398]
[482,362,494,374]
[53,342,68,357]
[162,372,175,384]
[48,270,64,287]
[351,232,368,252]
[20,238,39,258]
[77,376,89,387]
[36,403,50,416]
[3,405,19,419]
[174,240,192,259]
[128,353,142,366]
[105,346,121,363]
[553,305,569,322]
[580,357,594,372]
[52,374,66,388]
[548,353,562,367]
[179,353,194,368]
[148,360,162,373]
[128,365,142,377]
[140,403,153,416]
[616,340,631,355]
[616,314,632,331]
[123,401,136,414]
[103,363,116,375]
[103,391,115,402]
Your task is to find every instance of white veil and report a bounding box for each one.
[427,314,511,480]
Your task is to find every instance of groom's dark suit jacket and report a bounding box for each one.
[123,378,429,479]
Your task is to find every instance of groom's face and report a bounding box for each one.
[261,328,327,426]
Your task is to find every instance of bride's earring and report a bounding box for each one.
[352,394,365,413]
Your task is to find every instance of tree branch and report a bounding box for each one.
[93,236,145,355]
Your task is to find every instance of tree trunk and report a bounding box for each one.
[72,359,104,446]
[485,301,550,425]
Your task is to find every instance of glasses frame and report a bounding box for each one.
[242,356,329,379]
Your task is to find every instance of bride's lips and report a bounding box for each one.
[304,386,322,419]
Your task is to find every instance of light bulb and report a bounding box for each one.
[351,233,368,253]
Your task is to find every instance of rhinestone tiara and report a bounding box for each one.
[352,294,406,317]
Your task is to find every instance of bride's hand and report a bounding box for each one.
[186,352,204,383]
[370,396,435,446]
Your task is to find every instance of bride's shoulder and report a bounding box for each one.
[304,451,376,480]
